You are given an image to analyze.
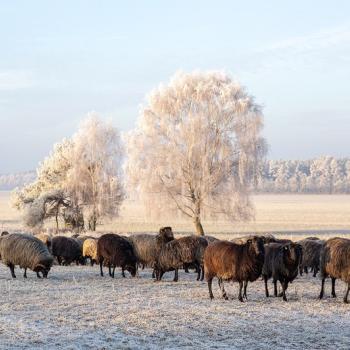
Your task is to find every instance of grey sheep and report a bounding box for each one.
[319,237,350,303]
[154,235,208,282]
[128,227,175,270]
[262,242,302,301]
[0,233,53,278]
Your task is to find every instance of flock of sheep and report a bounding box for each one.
[0,228,349,303]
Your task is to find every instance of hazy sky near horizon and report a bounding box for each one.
[1,1,350,172]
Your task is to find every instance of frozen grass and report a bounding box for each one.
[1,192,350,348]
[0,264,350,349]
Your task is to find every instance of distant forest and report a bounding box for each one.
[0,171,36,191]
[256,156,350,194]
[1,156,350,193]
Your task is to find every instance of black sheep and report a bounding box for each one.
[51,236,83,265]
[262,242,302,301]
[97,233,137,278]
[155,235,208,282]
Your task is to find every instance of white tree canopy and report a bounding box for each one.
[127,71,266,234]
[13,114,125,230]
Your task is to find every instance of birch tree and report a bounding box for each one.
[127,71,266,235]
[13,114,124,230]
[67,114,125,230]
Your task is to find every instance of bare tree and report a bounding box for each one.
[127,71,266,235]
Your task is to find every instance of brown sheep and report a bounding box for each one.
[319,237,350,303]
[97,233,137,278]
[204,237,265,302]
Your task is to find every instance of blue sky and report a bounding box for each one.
[1,1,350,172]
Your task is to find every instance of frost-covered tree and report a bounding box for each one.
[12,138,74,229]
[13,114,124,230]
[127,71,266,235]
[66,114,125,230]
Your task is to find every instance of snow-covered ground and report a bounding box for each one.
[0,264,349,350]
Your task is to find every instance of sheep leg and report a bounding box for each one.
[90,259,94,267]
[238,281,244,302]
[243,281,248,299]
[154,268,160,281]
[313,267,318,278]
[196,263,201,281]
[200,265,205,281]
[264,276,269,297]
[155,269,163,281]
[208,278,214,299]
[319,278,325,299]
[108,265,112,277]
[57,256,62,266]
[299,266,303,276]
[218,278,228,300]
[343,283,350,303]
[8,264,16,278]
[304,267,308,274]
[99,259,104,277]
[331,278,336,298]
[173,269,178,282]
[112,266,116,278]
[281,281,288,301]
[23,268,27,278]
[36,271,42,279]
[152,269,156,279]
[273,279,278,297]
[121,267,125,278]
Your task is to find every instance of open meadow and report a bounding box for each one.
[1,192,350,349]
[2,191,350,238]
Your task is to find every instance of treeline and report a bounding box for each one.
[2,156,350,194]
[257,156,350,194]
[0,171,36,191]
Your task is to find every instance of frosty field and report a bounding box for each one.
[1,192,350,349]
[1,264,350,350]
